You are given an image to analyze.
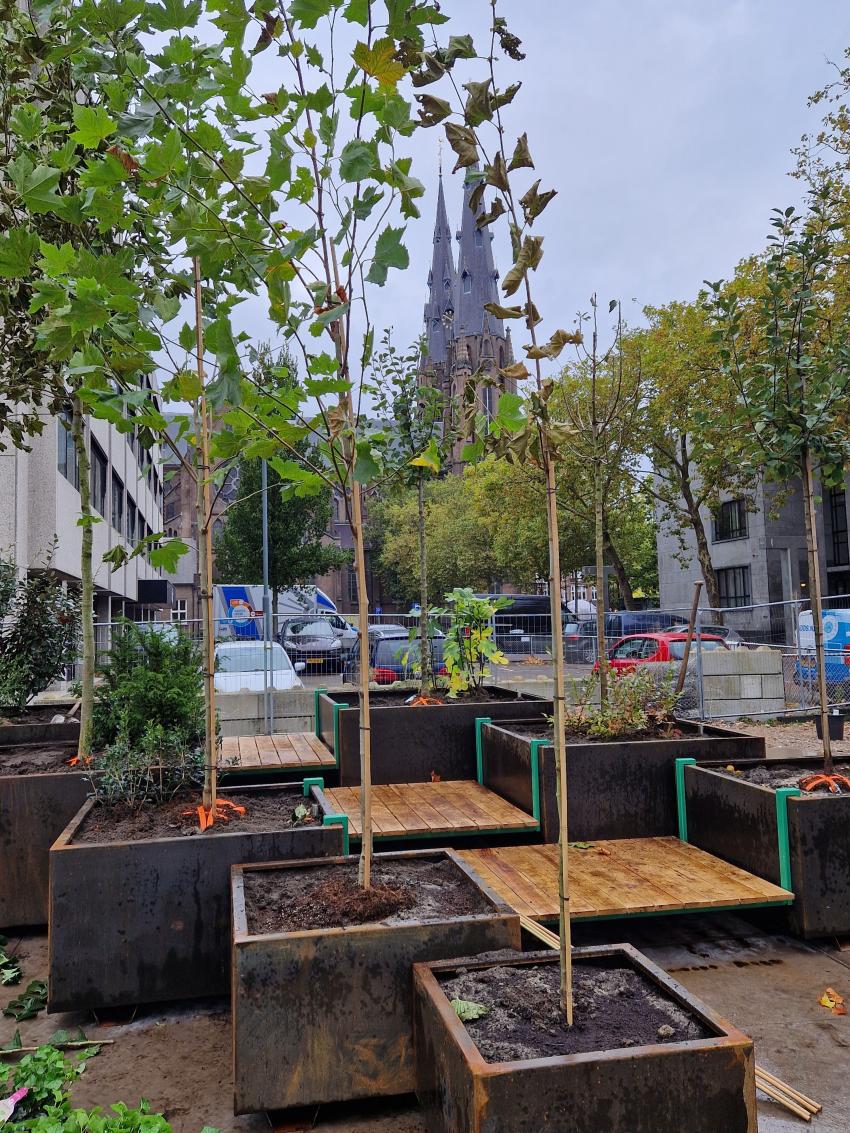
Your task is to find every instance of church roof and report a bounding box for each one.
[422,175,456,364]
[453,167,504,341]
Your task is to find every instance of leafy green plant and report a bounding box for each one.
[431,589,510,699]
[92,623,204,752]
[3,981,47,1023]
[561,665,681,739]
[2,1045,84,1119]
[89,721,203,812]
[0,937,21,987]
[0,553,80,713]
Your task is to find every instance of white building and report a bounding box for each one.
[0,399,170,623]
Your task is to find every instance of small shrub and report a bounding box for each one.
[0,552,80,712]
[430,588,510,698]
[92,622,204,751]
[562,665,681,739]
[89,720,204,811]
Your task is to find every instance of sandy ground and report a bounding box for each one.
[723,717,850,759]
[3,914,850,1132]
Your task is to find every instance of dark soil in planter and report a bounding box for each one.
[0,743,79,775]
[719,761,850,793]
[244,856,492,934]
[0,706,74,726]
[73,790,318,844]
[439,959,711,1062]
[508,721,686,744]
[368,687,531,707]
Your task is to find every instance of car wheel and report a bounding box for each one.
[582,644,595,664]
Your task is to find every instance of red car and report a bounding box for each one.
[598,632,729,673]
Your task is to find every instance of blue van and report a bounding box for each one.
[796,609,850,689]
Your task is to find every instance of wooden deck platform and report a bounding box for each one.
[220,732,335,772]
[457,838,793,922]
[322,781,539,840]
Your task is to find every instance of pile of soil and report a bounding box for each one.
[73,789,317,844]
[439,959,710,1061]
[0,744,80,776]
[244,856,492,934]
[509,721,684,745]
[720,762,850,794]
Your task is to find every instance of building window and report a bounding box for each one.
[90,441,108,517]
[713,498,747,542]
[829,487,849,567]
[127,497,137,545]
[111,471,124,533]
[717,566,751,608]
[171,599,188,622]
[474,228,483,247]
[347,566,358,606]
[57,408,79,489]
[462,272,471,294]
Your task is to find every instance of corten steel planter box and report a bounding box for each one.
[681,757,850,938]
[413,947,756,1133]
[48,782,343,1012]
[479,717,764,844]
[231,849,521,1113]
[0,752,88,930]
[316,688,549,786]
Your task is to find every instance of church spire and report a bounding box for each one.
[422,171,456,364]
[454,166,503,342]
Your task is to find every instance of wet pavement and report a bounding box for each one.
[2,912,848,1131]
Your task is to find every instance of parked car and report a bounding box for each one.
[277,616,351,672]
[214,641,304,692]
[343,627,447,686]
[604,610,689,639]
[600,632,729,674]
[664,623,746,649]
[563,620,601,664]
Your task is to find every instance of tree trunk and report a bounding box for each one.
[351,481,373,887]
[594,459,608,706]
[417,470,432,696]
[544,448,573,1025]
[194,258,218,814]
[677,437,722,612]
[801,447,833,773]
[602,525,636,610]
[70,393,93,760]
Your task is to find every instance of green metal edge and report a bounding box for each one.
[474,716,492,785]
[313,687,327,739]
[528,738,546,824]
[775,787,801,892]
[322,813,349,855]
[303,776,324,797]
[675,756,697,842]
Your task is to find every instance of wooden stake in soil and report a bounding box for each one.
[193,257,218,815]
[675,580,703,696]
[801,446,833,774]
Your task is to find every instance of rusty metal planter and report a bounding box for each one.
[413,947,756,1133]
[231,849,521,1113]
[48,783,342,1012]
[479,718,764,843]
[0,763,88,929]
[316,689,549,786]
[681,757,850,937]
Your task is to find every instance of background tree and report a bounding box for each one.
[708,194,850,776]
[214,458,349,608]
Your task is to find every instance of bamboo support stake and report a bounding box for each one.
[755,1076,811,1121]
[194,257,217,815]
[756,1068,821,1114]
[802,446,833,773]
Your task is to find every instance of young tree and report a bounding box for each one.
[708,194,850,778]
[367,334,456,694]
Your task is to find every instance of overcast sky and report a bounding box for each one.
[357,0,850,352]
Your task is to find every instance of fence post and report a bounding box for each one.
[695,606,705,731]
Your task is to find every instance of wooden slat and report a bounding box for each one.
[220,736,240,759]
[254,734,283,767]
[458,838,793,923]
[287,732,322,765]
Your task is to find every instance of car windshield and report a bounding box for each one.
[667,639,725,659]
[562,622,580,635]
[216,643,293,672]
[286,620,335,638]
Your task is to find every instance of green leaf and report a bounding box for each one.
[143,128,182,180]
[445,35,475,64]
[0,229,40,279]
[147,0,202,31]
[37,240,77,277]
[7,155,61,213]
[450,998,490,1021]
[410,437,441,473]
[70,104,116,149]
[343,0,367,23]
[150,538,190,572]
[366,225,409,286]
[10,103,44,142]
[354,439,381,482]
[291,0,336,28]
[493,392,525,431]
[339,139,377,182]
[353,38,405,91]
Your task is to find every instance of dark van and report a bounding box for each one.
[476,593,566,655]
